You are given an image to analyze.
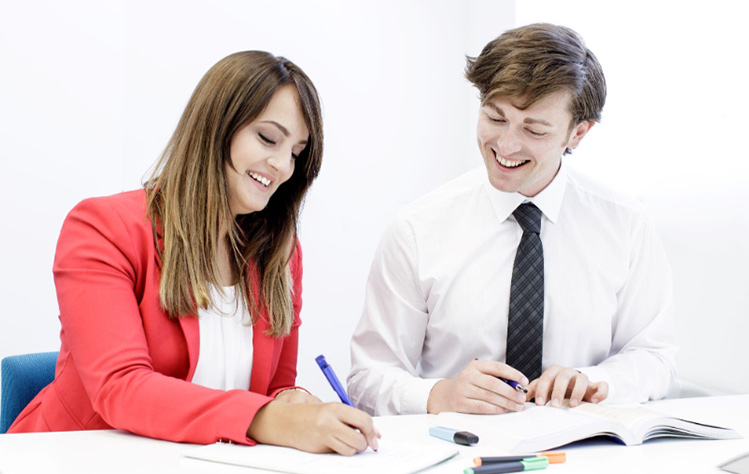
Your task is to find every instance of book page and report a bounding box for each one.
[570,402,741,442]
[436,403,627,453]
[183,438,458,474]
[570,402,662,438]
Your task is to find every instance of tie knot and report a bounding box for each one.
[513,202,542,234]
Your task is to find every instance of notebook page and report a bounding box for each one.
[183,438,458,474]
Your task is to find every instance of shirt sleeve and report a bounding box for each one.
[577,211,678,403]
[347,216,441,415]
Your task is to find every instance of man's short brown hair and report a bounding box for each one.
[466,23,606,126]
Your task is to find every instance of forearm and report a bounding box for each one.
[348,215,436,415]
[348,362,440,415]
[588,348,676,403]
[92,368,273,444]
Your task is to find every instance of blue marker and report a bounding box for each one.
[429,426,479,446]
[315,355,354,407]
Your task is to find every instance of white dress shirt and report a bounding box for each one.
[348,164,677,416]
[192,285,254,391]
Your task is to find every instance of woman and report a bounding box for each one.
[9,51,378,455]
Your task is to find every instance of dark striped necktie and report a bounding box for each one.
[505,202,544,381]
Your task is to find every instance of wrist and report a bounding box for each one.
[275,387,309,398]
[246,400,278,443]
[427,379,451,414]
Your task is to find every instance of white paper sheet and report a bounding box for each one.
[183,438,458,474]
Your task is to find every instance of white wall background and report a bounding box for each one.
[1,0,747,406]
[0,0,515,401]
[516,1,749,394]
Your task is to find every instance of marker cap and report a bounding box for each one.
[540,451,566,464]
[521,457,549,471]
[454,431,479,446]
[473,451,565,467]
[428,426,479,446]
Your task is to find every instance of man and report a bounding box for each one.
[347,23,677,416]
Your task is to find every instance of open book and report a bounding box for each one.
[436,401,741,453]
[183,438,458,474]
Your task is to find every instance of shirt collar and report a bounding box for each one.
[483,160,568,225]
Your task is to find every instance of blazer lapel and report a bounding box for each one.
[178,314,200,382]
[250,315,274,394]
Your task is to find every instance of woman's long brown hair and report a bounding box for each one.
[145,51,322,337]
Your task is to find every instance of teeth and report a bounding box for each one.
[495,153,527,168]
[248,171,271,187]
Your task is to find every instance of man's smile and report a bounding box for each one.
[494,149,530,169]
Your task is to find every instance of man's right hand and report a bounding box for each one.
[426,359,529,414]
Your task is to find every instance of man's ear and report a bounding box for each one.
[567,120,595,150]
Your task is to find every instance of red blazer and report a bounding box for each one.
[9,190,303,445]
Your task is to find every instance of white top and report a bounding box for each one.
[192,285,254,391]
[348,164,678,415]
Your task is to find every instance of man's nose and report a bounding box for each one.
[496,129,522,156]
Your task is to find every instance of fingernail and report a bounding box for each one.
[516,393,526,402]
[570,399,579,407]
[551,398,560,407]
[516,403,524,411]
[370,437,379,451]
[536,397,545,405]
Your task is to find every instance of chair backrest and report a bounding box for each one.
[1,351,59,433]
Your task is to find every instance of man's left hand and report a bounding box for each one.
[525,365,608,408]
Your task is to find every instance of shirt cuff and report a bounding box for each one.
[401,378,442,414]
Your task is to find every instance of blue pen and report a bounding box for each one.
[315,355,355,406]
[499,377,528,393]
[474,358,528,393]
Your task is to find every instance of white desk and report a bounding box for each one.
[1,394,747,474]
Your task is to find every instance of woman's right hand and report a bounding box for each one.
[246,401,380,455]
[274,388,322,404]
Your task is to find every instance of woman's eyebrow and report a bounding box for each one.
[260,120,308,145]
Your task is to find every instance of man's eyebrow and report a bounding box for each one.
[524,117,552,127]
[260,120,308,145]
[484,104,552,127]
[485,103,506,117]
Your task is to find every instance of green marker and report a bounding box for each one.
[464,456,549,474]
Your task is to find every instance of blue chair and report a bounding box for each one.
[1,351,59,433]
